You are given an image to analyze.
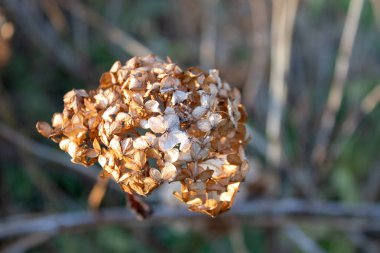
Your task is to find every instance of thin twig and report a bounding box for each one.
[1,199,380,239]
[243,0,269,110]
[199,0,219,69]
[312,0,364,166]
[266,0,299,167]
[56,0,152,56]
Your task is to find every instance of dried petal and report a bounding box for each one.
[133,136,149,150]
[36,122,53,137]
[148,116,167,134]
[161,162,177,181]
[192,106,207,119]
[197,119,211,132]
[145,100,161,113]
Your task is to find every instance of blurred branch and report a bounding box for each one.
[327,85,380,208]
[200,0,219,69]
[56,0,152,56]
[362,163,380,201]
[332,84,380,159]
[312,0,364,166]
[0,121,122,193]
[88,178,109,210]
[39,0,68,34]
[2,0,89,79]
[266,0,299,167]
[229,226,249,253]
[243,0,269,109]
[283,224,326,253]
[1,199,380,239]
[1,233,54,253]
[370,0,380,29]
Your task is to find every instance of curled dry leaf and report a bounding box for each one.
[36,54,249,217]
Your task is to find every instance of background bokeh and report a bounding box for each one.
[1,0,380,252]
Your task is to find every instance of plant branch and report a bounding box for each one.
[200,0,219,69]
[1,199,380,239]
[266,0,299,167]
[56,0,152,56]
[243,0,269,110]
[312,0,364,166]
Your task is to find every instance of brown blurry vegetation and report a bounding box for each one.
[1,0,380,252]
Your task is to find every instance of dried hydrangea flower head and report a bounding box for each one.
[36,55,249,217]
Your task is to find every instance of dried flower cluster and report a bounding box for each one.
[36,55,249,217]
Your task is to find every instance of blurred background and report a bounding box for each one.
[1,0,380,252]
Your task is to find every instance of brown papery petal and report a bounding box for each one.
[36,121,53,137]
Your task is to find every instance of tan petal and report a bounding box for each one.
[158,132,177,152]
[102,104,120,121]
[99,72,114,88]
[161,162,177,181]
[164,148,179,163]
[67,141,78,158]
[94,93,108,109]
[192,106,207,119]
[145,100,161,113]
[115,112,131,122]
[186,198,203,206]
[86,149,98,158]
[171,90,189,104]
[109,136,122,156]
[36,121,53,137]
[171,130,190,151]
[146,148,162,160]
[98,155,107,167]
[149,168,162,183]
[121,138,133,154]
[133,137,149,150]
[197,119,211,132]
[188,181,205,192]
[51,113,63,128]
[134,151,147,168]
[117,172,130,183]
[209,113,222,128]
[196,169,214,181]
[148,116,167,134]
[164,113,179,131]
[110,61,121,73]
[140,119,150,129]
[129,76,143,90]
[93,138,101,152]
[59,138,70,151]
[227,154,242,165]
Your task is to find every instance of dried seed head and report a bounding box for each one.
[36,55,249,217]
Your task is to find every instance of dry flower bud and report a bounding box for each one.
[36,55,249,217]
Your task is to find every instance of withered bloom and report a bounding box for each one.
[36,55,249,217]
